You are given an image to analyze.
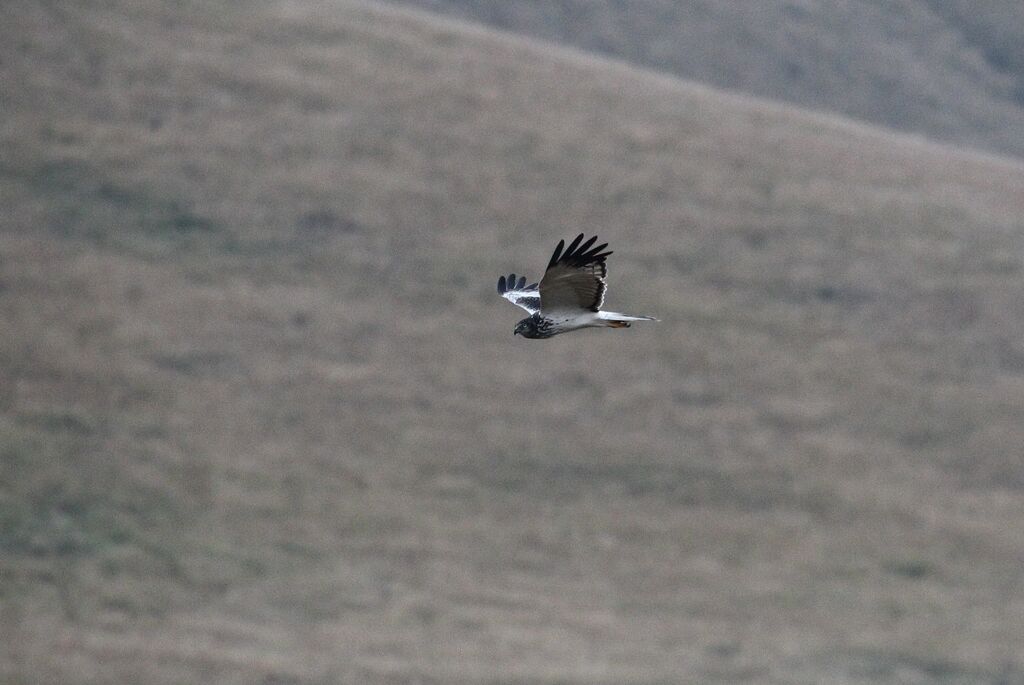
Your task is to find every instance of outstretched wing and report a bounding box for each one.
[497,273,541,314]
[538,233,612,313]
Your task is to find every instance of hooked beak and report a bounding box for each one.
[513,329,520,335]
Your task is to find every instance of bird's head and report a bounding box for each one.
[514,316,544,339]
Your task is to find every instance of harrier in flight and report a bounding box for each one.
[497,233,657,339]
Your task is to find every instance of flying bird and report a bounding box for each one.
[497,233,657,339]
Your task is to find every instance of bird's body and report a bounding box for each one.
[498,234,657,339]
[512,310,653,338]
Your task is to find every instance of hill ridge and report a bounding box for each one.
[335,0,1024,171]
[384,0,1024,161]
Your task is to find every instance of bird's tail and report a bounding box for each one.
[598,311,659,328]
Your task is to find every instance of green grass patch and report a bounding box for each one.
[6,158,222,254]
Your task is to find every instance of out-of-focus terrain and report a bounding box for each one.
[2,1,1024,683]
[394,0,1024,160]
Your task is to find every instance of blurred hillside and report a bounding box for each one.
[2,0,1024,683]
[393,0,1024,160]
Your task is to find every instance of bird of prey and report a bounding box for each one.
[497,233,657,339]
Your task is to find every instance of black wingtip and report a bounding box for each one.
[497,275,506,294]
[546,234,611,270]
[564,233,584,257]
[517,276,526,289]
[547,239,566,270]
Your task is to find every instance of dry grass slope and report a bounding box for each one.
[2,0,1024,683]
